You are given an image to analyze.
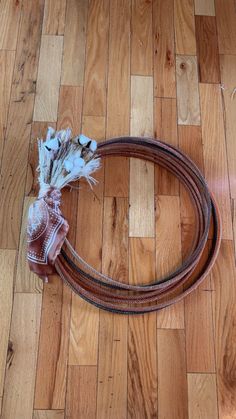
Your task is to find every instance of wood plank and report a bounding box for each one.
[211,240,236,419]
[188,374,218,419]
[1,294,42,419]
[176,55,200,125]
[157,329,188,419]
[43,0,67,35]
[178,126,205,260]
[131,0,153,76]
[156,195,185,329]
[62,0,88,86]
[69,117,105,366]
[83,0,109,116]
[185,286,215,372]
[34,35,63,122]
[220,55,236,199]
[174,0,196,55]
[15,197,43,293]
[104,0,130,198]
[130,76,154,237]
[128,238,157,418]
[233,200,236,264]
[34,278,71,410]
[0,51,15,164]
[0,0,44,249]
[57,86,83,135]
[0,250,16,398]
[154,97,179,196]
[195,16,220,83]
[199,83,232,240]
[33,411,64,419]
[215,0,236,54]
[194,0,215,16]
[0,0,22,50]
[97,197,128,418]
[153,0,176,98]
[66,366,97,419]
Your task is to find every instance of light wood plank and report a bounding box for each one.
[154,97,179,195]
[0,0,22,50]
[129,75,154,237]
[15,197,43,293]
[1,294,42,419]
[195,16,220,83]
[66,366,97,419]
[0,51,15,164]
[97,197,128,418]
[33,411,64,419]
[174,0,196,55]
[83,0,109,116]
[194,0,215,16]
[0,0,44,249]
[0,250,16,398]
[34,278,71,409]
[188,374,218,419]
[215,0,236,54]
[104,0,130,198]
[211,241,236,419]
[153,0,176,98]
[69,117,105,366]
[128,238,157,418]
[199,83,232,240]
[43,0,67,35]
[156,195,185,329]
[176,55,200,125]
[34,35,63,122]
[233,200,236,264]
[220,55,236,199]
[131,0,153,76]
[58,86,83,135]
[157,329,188,419]
[62,0,88,85]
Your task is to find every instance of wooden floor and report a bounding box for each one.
[0,0,236,418]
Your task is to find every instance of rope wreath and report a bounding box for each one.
[27,129,221,314]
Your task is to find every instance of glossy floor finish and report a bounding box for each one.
[0,0,236,418]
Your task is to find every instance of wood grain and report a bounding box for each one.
[66,366,97,419]
[220,55,236,199]
[131,0,153,75]
[43,0,67,35]
[104,0,130,198]
[156,195,185,329]
[1,294,42,419]
[153,0,176,98]
[83,0,109,116]
[174,0,196,55]
[33,411,64,419]
[62,0,88,85]
[128,238,157,418]
[0,0,44,249]
[0,51,15,163]
[195,16,220,83]
[215,0,236,54]
[194,0,215,16]
[188,374,218,419]
[157,329,188,419]
[34,35,63,122]
[0,0,22,50]
[199,83,232,240]
[15,197,43,293]
[176,55,200,125]
[34,278,71,410]
[211,240,236,419]
[130,75,154,237]
[154,97,179,196]
[0,250,15,398]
